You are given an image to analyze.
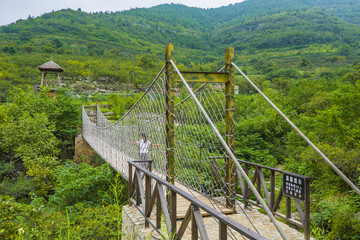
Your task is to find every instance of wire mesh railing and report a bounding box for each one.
[82,47,292,239]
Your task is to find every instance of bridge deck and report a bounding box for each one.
[123,204,308,240]
[99,146,234,218]
[153,171,234,218]
[84,140,308,239]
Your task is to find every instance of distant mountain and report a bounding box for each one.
[298,0,360,25]
[1,0,359,55]
[1,0,359,52]
[212,9,360,51]
[0,0,359,94]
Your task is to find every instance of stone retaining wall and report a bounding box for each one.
[73,134,97,164]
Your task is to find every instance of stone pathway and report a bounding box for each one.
[122,204,312,240]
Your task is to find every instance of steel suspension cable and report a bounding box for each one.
[231,62,360,197]
[170,59,290,240]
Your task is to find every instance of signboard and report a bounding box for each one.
[283,172,306,201]
[235,85,239,95]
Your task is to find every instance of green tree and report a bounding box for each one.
[0,195,44,239]
[49,161,116,209]
[51,39,63,48]
[300,56,311,67]
[23,43,35,53]
[2,45,17,54]
[1,110,60,179]
[0,87,81,196]
[137,54,157,69]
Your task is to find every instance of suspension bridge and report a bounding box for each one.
[81,44,360,240]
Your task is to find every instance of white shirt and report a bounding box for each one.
[137,139,151,154]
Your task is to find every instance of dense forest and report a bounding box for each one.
[1,0,360,98]
[1,0,360,239]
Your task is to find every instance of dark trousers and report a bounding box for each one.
[140,153,148,169]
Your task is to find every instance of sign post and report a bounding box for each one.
[283,172,311,240]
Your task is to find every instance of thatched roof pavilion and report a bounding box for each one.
[37,60,64,87]
[38,60,64,72]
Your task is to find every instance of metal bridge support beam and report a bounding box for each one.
[165,44,177,237]
[225,47,236,209]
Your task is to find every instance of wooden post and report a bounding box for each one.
[136,170,141,206]
[191,205,198,240]
[270,170,275,211]
[156,186,161,229]
[256,168,262,204]
[225,47,236,209]
[304,178,311,240]
[148,160,152,172]
[244,163,249,208]
[171,190,177,238]
[41,71,45,85]
[211,159,215,197]
[145,171,151,228]
[57,72,61,87]
[286,196,291,219]
[165,44,176,237]
[165,43,175,185]
[129,163,132,201]
[219,221,228,240]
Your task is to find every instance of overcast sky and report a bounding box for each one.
[0,0,244,26]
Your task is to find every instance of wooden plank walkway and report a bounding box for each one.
[123,204,310,240]
[153,170,234,219]
[82,141,308,239]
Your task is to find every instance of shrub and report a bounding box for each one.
[49,161,116,209]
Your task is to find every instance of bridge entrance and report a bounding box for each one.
[81,44,321,239]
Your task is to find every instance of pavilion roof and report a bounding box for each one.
[37,60,64,72]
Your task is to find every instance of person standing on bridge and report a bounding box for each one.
[133,133,160,169]
[136,133,151,169]
[138,133,151,160]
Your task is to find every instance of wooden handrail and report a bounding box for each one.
[210,156,311,240]
[128,160,267,240]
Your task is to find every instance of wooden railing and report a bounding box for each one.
[210,157,311,240]
[128,160,267,240]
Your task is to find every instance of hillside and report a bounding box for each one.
[213,9,360,51]
[0,0,359,96]
[1,1,360,239]
[300,0,360,25]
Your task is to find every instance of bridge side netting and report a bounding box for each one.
[82,64,260,237]
[82,66,168,179]
[84,71,232,200]
[174,83,229,199]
